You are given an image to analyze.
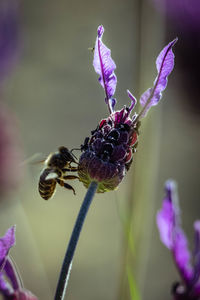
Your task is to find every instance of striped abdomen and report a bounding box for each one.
[38,168,57,200]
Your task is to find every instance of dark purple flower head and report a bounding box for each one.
[157,180,200,300]
[78,26,176,192]
[78,101,139,192]
[0,227,38,300]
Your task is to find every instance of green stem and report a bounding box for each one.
[54,181,98,300]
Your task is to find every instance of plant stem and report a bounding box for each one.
[54,181,98,300]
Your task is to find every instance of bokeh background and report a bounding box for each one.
[0,0,200,299]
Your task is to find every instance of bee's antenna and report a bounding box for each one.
[70,149,79,160]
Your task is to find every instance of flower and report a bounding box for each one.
[0,0,20,85]
[78,26,177,193]
[151,0,200,33]
[157,180,200,300]
[0,0,23,196]
[0,103,23,196]
[0,226,38,300]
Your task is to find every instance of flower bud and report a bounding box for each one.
[78,107,139,193]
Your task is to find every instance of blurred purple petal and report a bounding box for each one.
[0,0,20,84]
[157,198,174,249]
[13,289,38,300]
[140,38,177,117]
[191,221,200,288]
[157,180,178,249]
[151,0,200,33]
[4,257,21,291]
[0,226,15,270]
[157,180,193,283]
[173,228,193,283]
[93,25,117,103]
[0,273,14,297]
[0,103,23,196]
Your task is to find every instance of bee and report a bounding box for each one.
[38,146,79,200]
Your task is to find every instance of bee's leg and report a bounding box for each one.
[56,178,76,195]
[63,175,79,180]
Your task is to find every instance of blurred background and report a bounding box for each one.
[0,0,199,299]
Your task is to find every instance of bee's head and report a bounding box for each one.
[59,146,77,163]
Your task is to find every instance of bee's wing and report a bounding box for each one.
[20,153,45,166]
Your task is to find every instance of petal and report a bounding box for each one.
[13,289,38,300]
[139,38,177,117]
[93,25,117,103]
[157,180,193,283]
[0,273,14,297]
[157,197,174,249]
[4,257,21,291]
[157,180,179,249]
[173,228,193,283]
[0,226,15,270]
[191,221,200,290]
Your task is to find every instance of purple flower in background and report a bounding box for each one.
[151,0,200,114]
[0,226,38,300]
[0,0,23,196]
[151,0,200,33]
[0,103,23,196]
[0,0,20,84]
[0,226,15,270]
[157,180,200,300]
[78,25,177,192]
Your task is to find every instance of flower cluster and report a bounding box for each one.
[78,93,139,193]
[78,25,177,192]
[157,180,200,300]
[0,226,37,300]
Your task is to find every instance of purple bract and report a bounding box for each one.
[93,25,117,112]
[139,38,177,117]
[0,227,38,300]
[157,180,200,300]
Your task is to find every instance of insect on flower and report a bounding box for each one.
[38,146,79,200]
[78,25,177,193]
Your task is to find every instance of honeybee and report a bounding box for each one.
[38,146,79,200]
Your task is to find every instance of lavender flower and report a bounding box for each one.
[0,104,23,196]
[157,180,200,300]
[55,26,177,300]
[78,25,177,192]
[0,0,22,196]
[151,0,200,33]
[0,0,20,84]
[0,226,38,300]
